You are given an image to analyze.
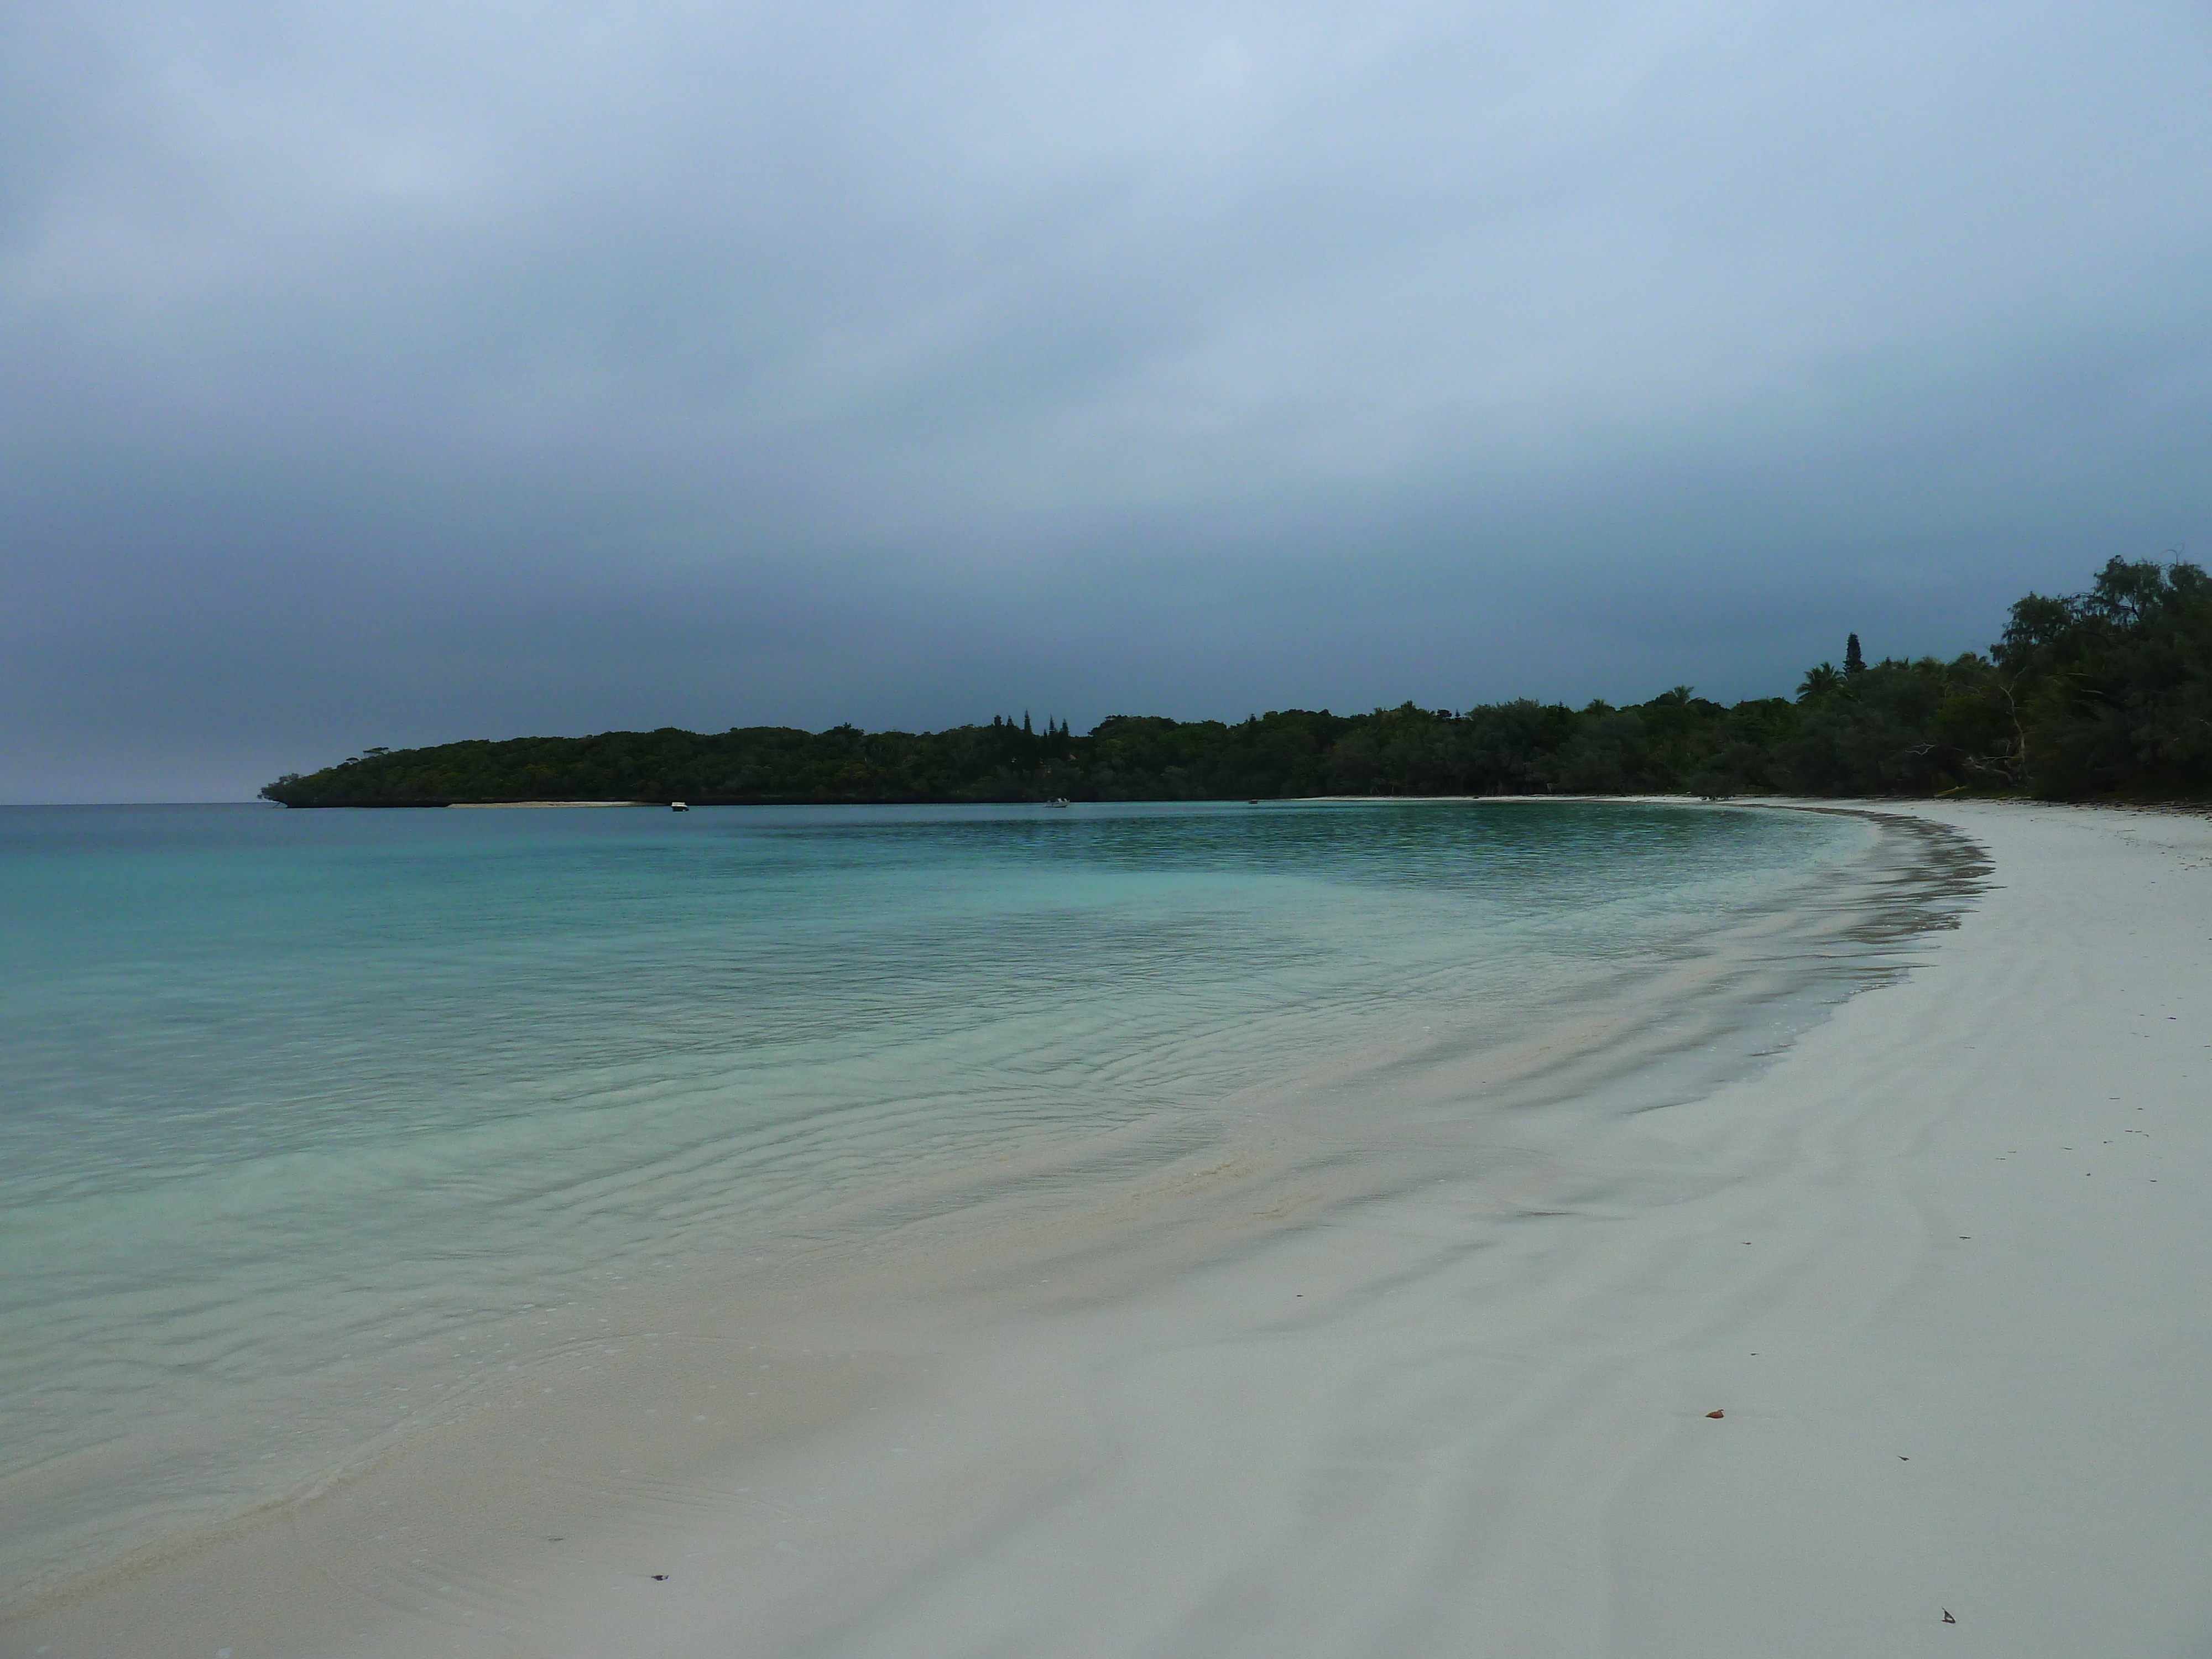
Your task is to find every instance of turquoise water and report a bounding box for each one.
[0,799,1879,1601]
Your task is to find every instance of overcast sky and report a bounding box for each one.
[4,0,2209,800]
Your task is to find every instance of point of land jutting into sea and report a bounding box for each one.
[259,557,2212,811]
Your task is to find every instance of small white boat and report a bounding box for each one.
[670,801,689,812]
[1046,797,1070,808]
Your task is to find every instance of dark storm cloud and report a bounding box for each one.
[4,0,2209,798]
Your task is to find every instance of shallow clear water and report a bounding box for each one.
[0,798,1876,1599]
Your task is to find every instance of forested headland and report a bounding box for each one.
[262,557,2212,807]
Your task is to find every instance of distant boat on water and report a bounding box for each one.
[1046,797,1070,808]
[670,801,689,812]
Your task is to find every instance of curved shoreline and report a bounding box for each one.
[4,802,1922,1613]
[0,800,1890,1610]
[22,801,2209,1656]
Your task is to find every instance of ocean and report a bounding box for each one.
[0,797,1927,1607]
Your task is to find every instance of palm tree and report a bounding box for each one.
[1797,663,1844,702]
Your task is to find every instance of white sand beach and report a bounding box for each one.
[11,800,2210,1659]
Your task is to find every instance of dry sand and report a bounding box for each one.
[10,800,2210,1658]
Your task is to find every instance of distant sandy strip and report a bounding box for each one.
[11,800,2209,1658]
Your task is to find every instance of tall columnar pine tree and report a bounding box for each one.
[1844,633,1866,675]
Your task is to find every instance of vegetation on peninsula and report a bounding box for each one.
[263,557,2212,807]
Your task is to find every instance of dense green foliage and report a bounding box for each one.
[263,559,2212,806]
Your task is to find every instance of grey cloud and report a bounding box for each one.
[4,0,2209,799]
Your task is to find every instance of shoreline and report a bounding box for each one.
[11,801,2209,1656]
[1,800,1907,1613]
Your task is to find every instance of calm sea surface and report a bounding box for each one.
[0,799,1879,1600]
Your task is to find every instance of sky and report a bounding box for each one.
[4,0,2209,801]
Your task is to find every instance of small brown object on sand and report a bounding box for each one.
[1705,1410,1724,1419]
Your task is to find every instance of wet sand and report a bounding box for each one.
[11,800,2210,1658]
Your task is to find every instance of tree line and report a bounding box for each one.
[262,557,2212,807]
